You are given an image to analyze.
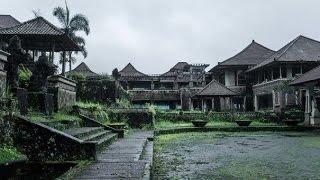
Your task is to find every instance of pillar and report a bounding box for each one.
[254,95,258,111]
[243,96,246,112]
[212,98,215,111]
[201,99,204,112]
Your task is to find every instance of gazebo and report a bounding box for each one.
[194,80,237,111]
[0,16,80,61]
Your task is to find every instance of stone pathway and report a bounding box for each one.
[74,131,153,180]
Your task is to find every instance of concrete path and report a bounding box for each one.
[74,131,153,180]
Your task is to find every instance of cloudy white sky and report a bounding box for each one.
[2,0,320,74]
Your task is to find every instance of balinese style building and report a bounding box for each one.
[290,65,320,125]
[0,15,20,29]
[247,35,320,112]
[208,40,275,111]
[118,62,209,110]
[67,62,100,78]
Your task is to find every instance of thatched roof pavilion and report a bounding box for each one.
[0,16,80,52]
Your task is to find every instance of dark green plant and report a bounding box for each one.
[18,65,32,88]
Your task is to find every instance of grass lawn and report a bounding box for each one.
[155,120,277,129]
[153,131,320,179]
[0,146,25,164]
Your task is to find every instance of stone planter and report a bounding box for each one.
[283,119,300,126]
[235,120,252,127]
[191,120,208,128]
[108,123,127,130]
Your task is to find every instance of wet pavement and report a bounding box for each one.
[153,131,320,179]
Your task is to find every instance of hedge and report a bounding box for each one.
[155,110,304,123]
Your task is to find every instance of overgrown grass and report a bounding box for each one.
[0,145,25,163]
[27,111,81,122]
[75,101,106,110]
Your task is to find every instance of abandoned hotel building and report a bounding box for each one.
[71,35,320,125]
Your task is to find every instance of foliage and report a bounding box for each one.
[111,98,132,109]
[18,65,32,87]
[156,111,276,123]
[282,107,304,121]
[0,145,24,163]
[27,110,81,122]
[53,1,90,73]
[76,79,130,104]
[112,68,120,80]
[66,72,85,82]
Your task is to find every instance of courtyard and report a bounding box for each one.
[153,131,320,179]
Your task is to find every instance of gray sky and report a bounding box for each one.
[2,0,320,74]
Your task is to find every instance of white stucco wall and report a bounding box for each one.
[225,70,235,86]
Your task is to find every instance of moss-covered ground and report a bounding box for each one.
[0,145,25,164]
[153,131,320,179]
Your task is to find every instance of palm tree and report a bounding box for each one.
[53,0,90,75]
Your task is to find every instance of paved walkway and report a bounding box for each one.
[74,131,153,180]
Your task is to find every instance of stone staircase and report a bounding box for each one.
[63,127,118,150]
[10,115,123,161]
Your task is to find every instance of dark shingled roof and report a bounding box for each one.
[217,40,274,66]
[119,63,148,77]
[196,79,236,96]
[171,62,189,70]
[0,15,20,29]
[290,65,320,85]
[0,16,63,35]
[0,17,80,51]
[248,35,320,72]
[68,62,99,77]
[161,62,190,77]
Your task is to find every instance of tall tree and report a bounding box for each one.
[53,0,90,75]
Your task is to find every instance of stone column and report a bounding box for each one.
[272,90,276,110]
[151,81,154,90]
[201,99,205,112]
[189,98,194,111]
[254,95,258,111]
[212,98,215,111]
[243,96,246,112]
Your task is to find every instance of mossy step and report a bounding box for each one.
[63,127,105,139]
[42,120,81,131]
[96,134,118,150]
[81,130,113,142]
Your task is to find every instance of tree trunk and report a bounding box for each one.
[62,51,66,76]
[69,51,72,72]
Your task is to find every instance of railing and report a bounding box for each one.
[253,78,289,88]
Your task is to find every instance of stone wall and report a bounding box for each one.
[0,50,8,96]
[10,115,96,161]
[48,75,77,111]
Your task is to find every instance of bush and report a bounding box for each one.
[155,111,277,123]
[18,65,32,88]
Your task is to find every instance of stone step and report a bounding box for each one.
[63,127,105,139]
[96,133,118,150]
[81,130,113,142]
[42,120,81,131]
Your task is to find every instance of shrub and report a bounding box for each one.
[18,65,32,88]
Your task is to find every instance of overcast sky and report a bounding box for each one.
[2,0,320,74]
